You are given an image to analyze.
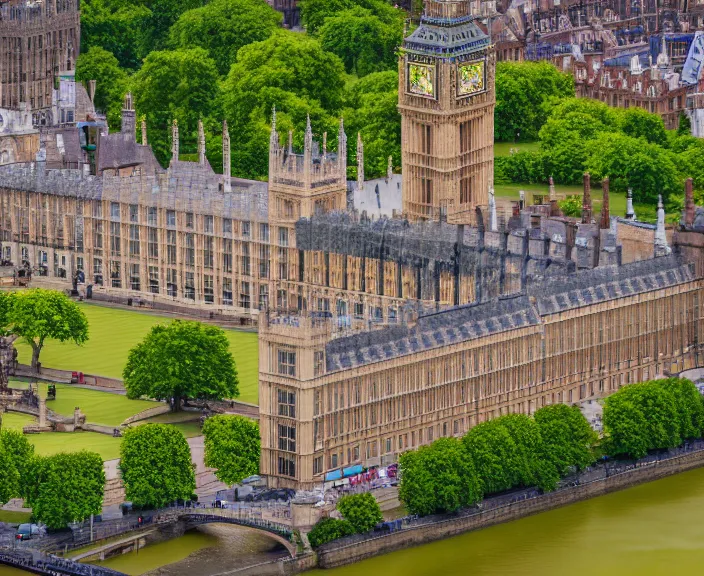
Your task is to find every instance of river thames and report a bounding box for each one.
[10,465,704,576]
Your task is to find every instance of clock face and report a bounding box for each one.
[457,60,486,96]
[408,63,436,98]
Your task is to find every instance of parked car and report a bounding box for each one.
[253,488,296,502]
[16,524,40,541]
[214,499,230,508]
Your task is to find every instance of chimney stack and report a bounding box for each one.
[685,177,695,228]
[582,173,592,224]
[599,176,610,229]
[625,187,636,220]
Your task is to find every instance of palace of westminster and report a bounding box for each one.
[3,0,704,489]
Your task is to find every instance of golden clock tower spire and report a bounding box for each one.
[399,0,495,224]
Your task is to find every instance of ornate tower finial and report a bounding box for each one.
[489,187,498,232]
[356,132,365,191]
[549,175,556,201]
[626,187,636,220]
[288,130,293,155]
[685,178,695,228]
[198,118,206,165]
[141,119,147,146]
[582,172,592,224]
[655,194,671,256]
[223,120,231,193]
[171,119,179,163]
[387,156,393,181]
[304,114,313,156]
[599,176,610,229]
[323,132,327,158]
[338,117,347,177]
[270,106,279,151]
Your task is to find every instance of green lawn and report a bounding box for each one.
[138,411,202,438]
[2,412,121,460]
[494,141,541,157]
[13,303,260,404]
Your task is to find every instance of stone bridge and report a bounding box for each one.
[160,508,298,557]
[0,551,126,576]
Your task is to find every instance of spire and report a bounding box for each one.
[288,130,293,155]
[323,132,327,159]
[685,177,695,228]
[582,173,592,224]
[269,106,279,151]
[489,187,498,232]
[141,119,147,146]
[657,35,670,68]
[549,175,556,201]
[655,194,671,256]
[198,118,206,165]
[387,156,393,181]
[625,187,636,220]
[304,114,313,156]
[338,117,347,177]
[356,132,365,191]
[223,120,231,194]
[171,119,179,163]
[599,176,610,229]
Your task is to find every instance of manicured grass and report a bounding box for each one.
[13,303,260,404]
[0,510,31,524]
[494,141,541,157]
[1,412,34,431]
[139,412,203,438]
[29,430,121,461]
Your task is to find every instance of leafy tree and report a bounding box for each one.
[603,381,681,458]
[120,424,195,508]
[169,0,282,76]
[221,31,345,179]
[76,47,130,131]
[337,492,382,533]
[344,71,401,179]
[27,452,104,529]
[558,195,582,218]
[318,7,402,77]
[677,143,704,192]
[659,378,704,440]
[620,107,668,146]
[123,320,238,411]
[500,414,559,492]
[202,415,260,485]
[677,112,692,137]
[463,418,522,495]
[495,150,546,185]
[534,404,596,476]
[80,0,152,69]
[0,429,36,499]
[132,48,221,165]
[0,444,20,505]
[0,290,14,335]
[300,0,401,34]
[585,133,680,204]
[307,517,356,548]
[399,437,482,516]
[495,61,574,142]
[8,289,89,371]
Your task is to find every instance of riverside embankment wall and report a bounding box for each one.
[316,448,704,569]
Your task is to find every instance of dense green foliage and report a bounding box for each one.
[202,415,260,485]
[534,404,597,475]
[120,424,195,508]
[26,452,105,529]
[497,96,702,205]
[0,443,20,505]
[494,61,574,142]
[76,47,130,130]
[169,0,282,76]
[7,289,89,370]
[336,492,383,533]
[0,290,13,335]
[0,429,36,500]
[307,517,356,548]
[123,320,238,409]
[604,378,704,459]
[558,195,582,218]
[398,437,482,516]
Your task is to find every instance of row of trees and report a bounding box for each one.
[308,492,383,548]
[399,405,597,517]
[496,95,702,205]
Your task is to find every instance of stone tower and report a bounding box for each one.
[399,0,495,224]
[268,111,347,311]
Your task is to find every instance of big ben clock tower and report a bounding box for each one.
[399,0,495,225]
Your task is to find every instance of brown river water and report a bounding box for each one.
[7,466,704,576]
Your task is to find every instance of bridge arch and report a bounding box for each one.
[177,510,298,557]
